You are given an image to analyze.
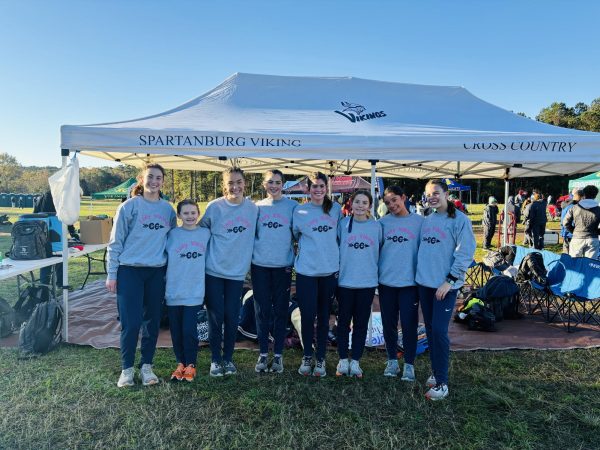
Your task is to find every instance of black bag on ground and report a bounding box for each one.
[455,297,497,332]
[19,298,62,355]
[0,297,16,338]
[516,252,547,286]
[9,220,52,260]
[13,285,50,325]
[474,275,521,321]
[499,245,516,266]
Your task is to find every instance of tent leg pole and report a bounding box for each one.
[61,149,70,343]
[503,173,510,247]
[368,160,378,347]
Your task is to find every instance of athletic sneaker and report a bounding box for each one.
[336,358,349,376]
[298,356,313,376]
[117,367,135,388]
[223,361,237,375]
[349,360,363,378]
[255,355,269,373]
[383,359,400,377]
[426,374,437,388]
[170,363,185,381]
[401,363,415,382]
[313,358,326,377]
[425,383,449,401]
[140,364,159,386]
[210,362,224,377]
[269,355,284,373]
[182,365,196,382]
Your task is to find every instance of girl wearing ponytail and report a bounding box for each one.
[293,172,342,377]
[416,179,476,401]
[335,190,381,378]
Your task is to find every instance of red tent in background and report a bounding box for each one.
[283,176,371,194]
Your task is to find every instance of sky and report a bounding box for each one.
[1,0,599,168]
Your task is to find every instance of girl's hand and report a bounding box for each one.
[435,281,452,301]
[106,279,117,294]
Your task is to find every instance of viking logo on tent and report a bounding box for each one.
[334,102,387,123]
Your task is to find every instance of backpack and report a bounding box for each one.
[18,298,63,356]
[516,252,547,285]
[474,275,521,321]
[9,220,51,260]
[13,285,50,325]
[0,297,16,338]
[455,297,497,332]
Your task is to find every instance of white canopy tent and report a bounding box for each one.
[58,73,600,340]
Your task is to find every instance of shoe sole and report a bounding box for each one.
[255,367,268,373]
[425,394,448,401]
[350,373,363,378]
[224,372,237,376]
[298,370,311,376]
[401,377,415,382]
[183,377,195,382]
[384,373,398,377]
[117,381,134,388]
[142,379,159,386]
[210,372,223,377]
[312,373,326,377]
[269,368,284,373]
[335,371,346,377]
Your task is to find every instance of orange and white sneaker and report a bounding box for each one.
[170,363,185,381]
[182,365,197,382]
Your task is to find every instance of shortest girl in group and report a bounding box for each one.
[336,190,381,377]
[165,199,211,382]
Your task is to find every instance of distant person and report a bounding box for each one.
[377,198,388,218]
[482,197,499,250]
[546,194,553,206]
[523,189,547,250]
[560,188,582,253]
[18,197,23,208]
[514,189,528,223]
[563,185,600,259]
[10,196,16,208]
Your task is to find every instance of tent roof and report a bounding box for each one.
[91,177,136,199]
[61,73,600,179]
[283,175,370,193]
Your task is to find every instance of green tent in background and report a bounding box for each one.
[568,172,600,201]
[91,178,136,199]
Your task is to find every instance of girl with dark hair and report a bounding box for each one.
[200,167,258,377]
[107,163,177,388]
[293,172,342,377]
[335,190,381,377]
[378,185,424,381]
[252,169,297,373]
[165,199,210,382]
[416,179,476,401]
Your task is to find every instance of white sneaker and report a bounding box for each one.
[298,356,313,376]
[383,359,400,377]
[210,362,224,377]
[336,358,349,376]
[401,363,415,382]
[426,374,437,388]
[140,364,159,386]
[312,358,326,377]
[117,367,135,387]
[425,383,449,401]
[349,360,363,378]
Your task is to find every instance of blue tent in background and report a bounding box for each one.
[442,178,471,191]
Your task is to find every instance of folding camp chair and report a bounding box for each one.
[545,255,600,332]
[465,260,489,290]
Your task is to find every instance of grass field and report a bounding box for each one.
[1,200,594,449]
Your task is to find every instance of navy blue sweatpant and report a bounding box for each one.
[336,287,374,360]
[378,284,419,363]
[418,285,458,385]
[251,264,292,355]
[204,274,244,363]
[296,272,337,360]
[168,304,201,366]
[116,265,166,370]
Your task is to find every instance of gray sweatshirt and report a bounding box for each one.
[415,210,476,290]
[107,196,177,280]
[200,197,258,280]
[252,197,297,268]
[165,226,211,306]
[378,213,424,288]
[337,216,382,288]
[293,202,342,277]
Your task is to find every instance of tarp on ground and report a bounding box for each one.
[283,176,371,193]
[568,171,600,201]
[61,73,600,180]
[91,178,136,199]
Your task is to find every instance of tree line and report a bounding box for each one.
[1,97,598,204]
